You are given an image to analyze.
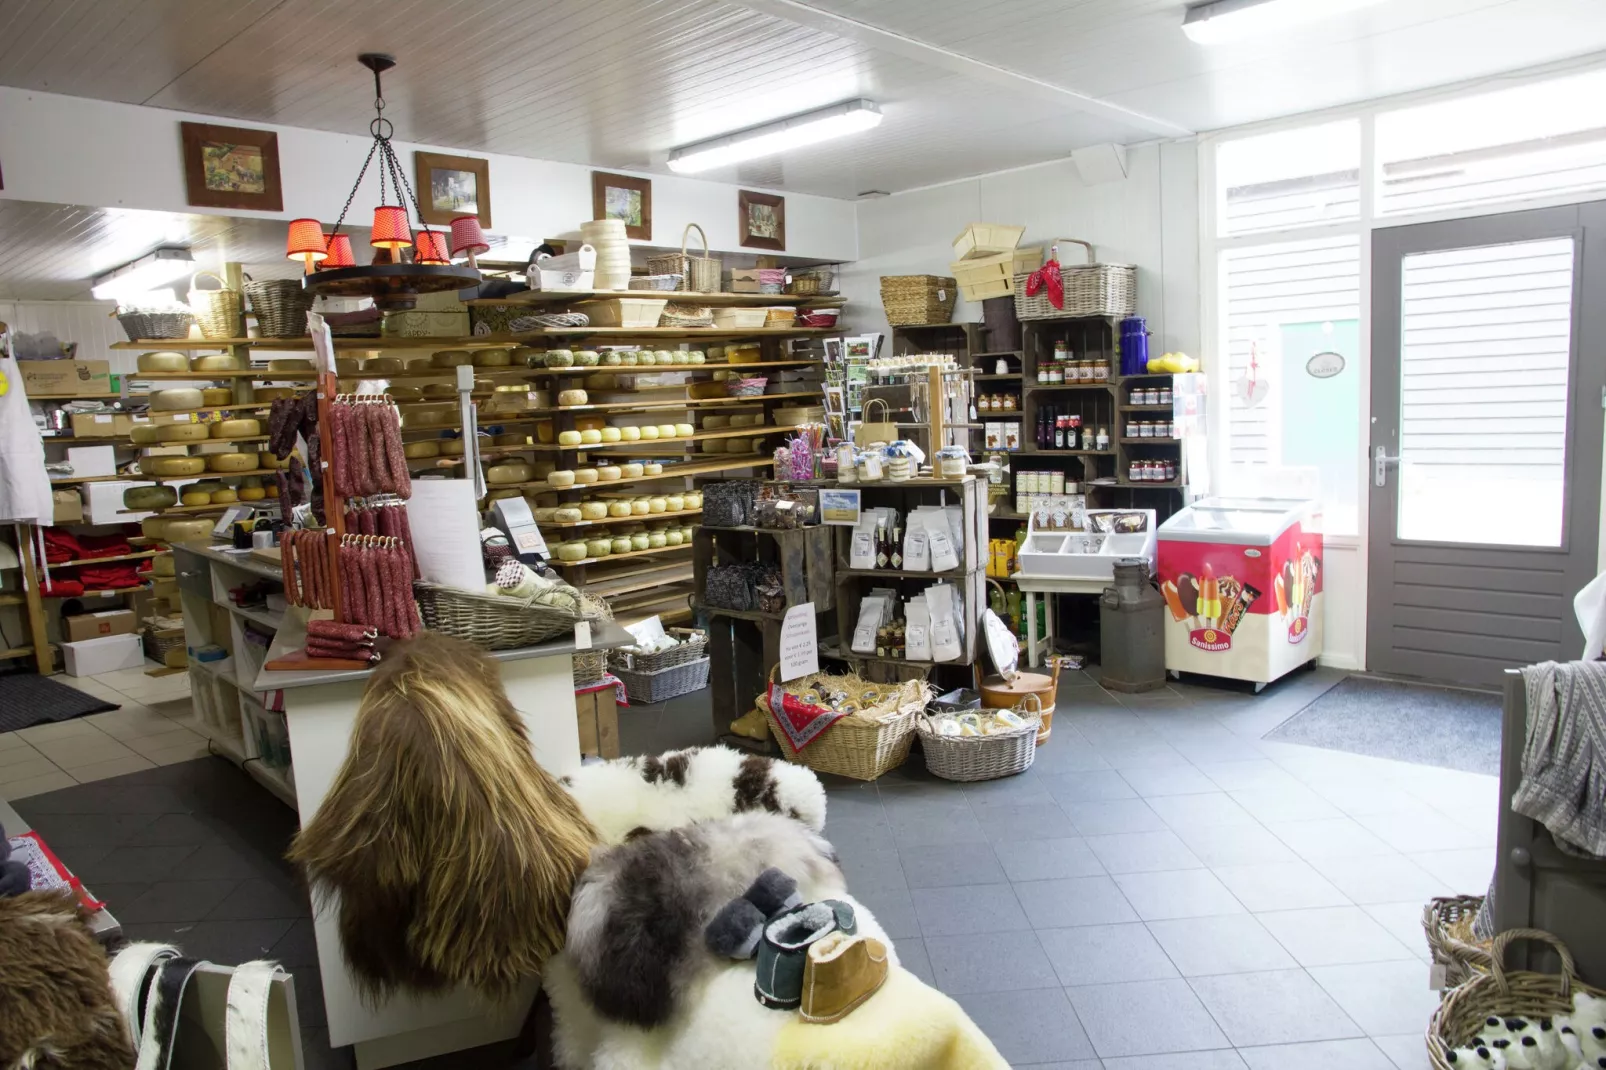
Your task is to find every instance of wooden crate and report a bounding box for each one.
[576,686,620,759]
[950,253,1015,302]
[953,223,1026,261]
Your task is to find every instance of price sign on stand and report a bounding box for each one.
[778,602,819,682]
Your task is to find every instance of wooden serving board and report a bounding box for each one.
[263,649,373,672]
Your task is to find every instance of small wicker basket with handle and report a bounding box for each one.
[1013,239,1136,320]
[646,224,721,293]
[187,271,244,339]
[918,692,1042,781]
[243,275,315,338]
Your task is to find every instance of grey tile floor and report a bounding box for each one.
[8,664,1495,1069]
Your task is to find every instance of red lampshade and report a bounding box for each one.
[450,215,490,257]
[370,205,411,250]
[323,233,356,268]
[414,230,450,265]
[285,218,328,263]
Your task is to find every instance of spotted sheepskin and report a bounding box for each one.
[561,746,827,845]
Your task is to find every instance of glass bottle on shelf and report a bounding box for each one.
[875,520,890,569]
[890,526,904,569]
[1096,426,1110,451]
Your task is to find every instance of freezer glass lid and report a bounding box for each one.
[1165,503,1289,537]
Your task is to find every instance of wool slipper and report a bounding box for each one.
[754,899,856,1010]
[705,867,803,959]
[800,932,889,1024]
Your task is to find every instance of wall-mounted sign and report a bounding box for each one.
[1306,351,1345,379]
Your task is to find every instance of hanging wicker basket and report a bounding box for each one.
[646,224,722,293]
[187,272,244,339]
[1013,238,1136,321]
[243,276,315,339]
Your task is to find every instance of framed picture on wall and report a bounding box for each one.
[738,190,786,251]
[591,172,653,240]
[180,122,283,211]
[414,152,492,227]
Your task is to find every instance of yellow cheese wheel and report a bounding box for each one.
[620,426,642,442]
[211,489,238,504]
[334,358,362,375]
[131,425,164,444]
[151,554,176,577]
[151,388,204,411]
[703,415,731,430]
[555,541,589,562]
[207,453,256,472]
[649,497,668,513]
[586,538,612,557]
[164,519,214,543]
[532,507,559,523]
[701,440,727,454]
[191,354,242,372]
[432,350,472,368]
[254,387,295,402]
[403,441,442,459]
[667,495,686,511]
[643,463,664,475]
[124,485,178,509]
[656,424,679,439]
[137,351,189,372]
[639,425,661,440]
[212,418,261,439]
[423,384,456,399]
[389,386,423,402]
[486,462,534,484]
[620,463,645,478]
[608,501,633,517]
[597,466,622,481]
[368,357,404,374]
[239,486,266,501]
[558,431,583,446]
[548,470,576,488]
[685,492,703,508]
[403,357,433,371]
[648,532,667,548]
[675,423,694,437]
[257,452,285,469]
[631,533,650,550]
[580,502,609,520]
[536,422,556,444]
[181,490,212,506]
[580,429,603,445]
[472,348,511,367]
[439,439,466,457]
[141,517,171,540]
[269,359,314,371]
[553,507,584,524]
[600,427,622,443]
[573,468,599,484]
[201,388,234,406]
[612,537,633,554]
[666,530,685,546]
[558,389,589,407]
[631,499,651,516]
[157,424,209,443]
[495,433,527,446]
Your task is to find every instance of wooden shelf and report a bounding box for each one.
[974,374,1022,381]
[137,468,279,483]
[0,594,26,607]
[42,584,151,598]
[551,543,692,570]
[111,329,837,351]
[691,601,784,622]
[546,507,703,530]
[52,549,168,568]
[478,455,773,493]
[533,360,821,375]
[836,566,969,579]
[555,391,819,413]
[119,367,318,380]
[465,290,843,308]
[1116,480,1183,488]
[117,503,236,517]
[1012,448,1114,457]
[583,564,695,599]
[1119,404,1173,411]
[1119,438,1180,444]
[1032,383,1114,391]
[28,392,123,400]
[51,474,133,484]
[128,402,271,417]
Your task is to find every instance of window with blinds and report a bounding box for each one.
[1395,237,1575,547]
[1217,120,1360,236]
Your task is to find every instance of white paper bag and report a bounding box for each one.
[850,526,876,570]
[927,583,962,662]
[903,525,930,572]
[905,597,931,661]
[927,514,960,573]
[851,594,886,654]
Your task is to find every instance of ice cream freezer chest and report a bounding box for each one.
[1157,497,1323,687]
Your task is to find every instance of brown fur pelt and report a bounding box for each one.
[0,890,134,1070]
[287,631,599,1003]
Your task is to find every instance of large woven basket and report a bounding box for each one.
[615,657,711,703]
[759,668,930,781]
[1014,239,1136,321]
[647,224,721,293]
[116,308,193,342]
[1423,895,1492,990]
[609,627,708,673]
[1428,929,1606,1069]
[244,276,315,338]
[880,275,956,326]
[413,580,603,650]
[187,271,243,339]
[918,694,1042,782]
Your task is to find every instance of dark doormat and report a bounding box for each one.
[1263,674,1501,775]
[0,673,119,733]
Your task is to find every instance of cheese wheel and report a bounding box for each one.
[597,466,622,482]
[157,423,210,443]
[151,388,204,411]
[486,462,534,484]
[191,354,242,372]
[631,499,651,516]
[532,507,559,523]
[620,426,641,442]
[586,538,612,557]
[643,463,664,475]
[545,350,575,368]
[689,352,705,364]
[580,502,609,520]
[639,425,660,440]
[558,389,588,407]
[608,501,633,517]
[703,415,730,429]
[579,429,602,445]
[333,358,361,376]
[389,386,424,402]
[181,490,212,506]
[201,388,234,406]
[656,424,679,439]
[131,425,164,444]
[472,348,511,367]
[141,517,171,540]
[212,418,261,439]
[553,507,583,524]
[151,554,176,577]
[432,350,472,368]
[211,489,238,504]
[619,351,639,366]
[601,351,623,366]
[495,433,527,446]
[649,497,668,513]
[666,530,685,546]
[599,427,622,443]
[403,441,442,460]
[254,387,295,402]
[124,485,178,509]
[257,452,285,469]
[573,468,599,484]
[675,423,694,437]
[269,359,314,371]
[422,384,456,399]
[611,536,633,554]
[439,439,466,456]
[558,431,583,446]
[239,486,266,501]
[685,491,703,508]
[631,533,650,550]
[368,357,405,374]
[575,350,601,368]
[548,470,576,488]
[137,351,189,372]
[510,346,542,367]
[701,440,726,454]
[555,541,588,562]
[536,422,556,444]
[207,452,255,472]
[648,532,668,548]
[620,463,645,478]
[165,519,214,543]
[666,495,686,511]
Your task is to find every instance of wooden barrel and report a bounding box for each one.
[977,658,1062,745]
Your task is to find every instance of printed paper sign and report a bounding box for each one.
[778,602,820,681]
[819,488,861,526]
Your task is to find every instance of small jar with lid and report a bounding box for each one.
[1001,394,1016,412]
[836,442,859,483]
[936,446,969,478]
[978,394,993,413]
[1093,360,1109,382]
[1158,386,1173,405]
[856,447,884,482]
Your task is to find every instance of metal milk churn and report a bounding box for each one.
[1099,558,1166,693]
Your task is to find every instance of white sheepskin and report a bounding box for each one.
[565,747,827,845]
[545,893,895,1070]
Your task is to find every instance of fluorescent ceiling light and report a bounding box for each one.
[91,246,194,300]
[1182,0,1391,44]
[667,99,882,174]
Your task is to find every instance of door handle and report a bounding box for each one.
[1373,445,1400,487]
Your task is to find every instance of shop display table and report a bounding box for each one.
[1011,572,1107,667]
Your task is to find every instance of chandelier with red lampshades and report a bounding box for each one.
[287,53,482,310]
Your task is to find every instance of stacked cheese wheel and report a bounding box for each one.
[530,492,702,526]
[550,520,696,562]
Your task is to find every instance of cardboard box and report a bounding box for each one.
[66,445,118,478]
[726,269,762,293]
[19,360,111,397]
[52,489,84,524]
[63,609,138,642]
[71,412,137,438]
[62,633,144,676]
[575,687,620,759]
[85,481,148,525]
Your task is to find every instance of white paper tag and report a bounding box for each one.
[1428,963,1447,990]
[574,621,592,649]
[778,603,819,681]
[928,527,960,572]
[937,288,947,302]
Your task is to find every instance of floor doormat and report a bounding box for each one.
[0,674,118,734]
[1263,674,1501,775]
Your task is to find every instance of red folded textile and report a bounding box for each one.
[39,578,84,597]
[42,528,81,564]
[75,534,131,560]
[76,564,141,589]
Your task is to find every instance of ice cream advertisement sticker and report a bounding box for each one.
[1189,628,1232,652]
[1288,615,1309,644]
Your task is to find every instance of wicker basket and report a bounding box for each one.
[880,275,956,326]
[1013,239,1136,321]
[764,308,796,328]
[116,308,193,342]
[1427,929,1606,1069]
[615,656,711,703]
[609,627,708,673]
[787,266,835,296]
[660,304,715,328]
[711,307,768,330]
[630,274,684,292]
[1424,895,1493,990]
[918,694,1042,782]
[243,277,315,338]
[187,272,244,339]
[759,669,930,781]
[572,648,607,686]
[647,224,721,293]
[413,579,602,651]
